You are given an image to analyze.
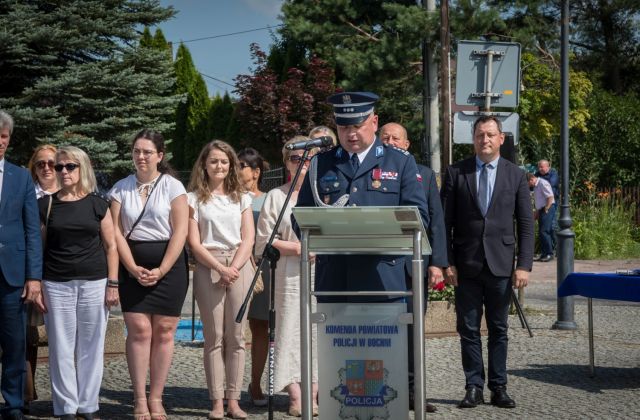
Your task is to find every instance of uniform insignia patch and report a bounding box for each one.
[380,171,398,180]
[390,146,410,156]
[375,146,384,157]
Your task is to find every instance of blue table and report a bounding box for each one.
[558,272,640,376]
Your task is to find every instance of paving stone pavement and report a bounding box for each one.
[13,259,640,418]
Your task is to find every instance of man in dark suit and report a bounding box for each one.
[296,92,430,301]
[441,116,534,409]
[380,122,447,413]
[0,110,44,420]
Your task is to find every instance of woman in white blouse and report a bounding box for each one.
[110,129,189,420]
[255,136,319,417]
[187,140,255,420]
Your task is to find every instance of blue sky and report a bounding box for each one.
[157,0,284,97]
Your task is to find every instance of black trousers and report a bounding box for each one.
[455,262,511,391]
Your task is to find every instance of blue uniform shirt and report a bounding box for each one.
[295,137,430,302]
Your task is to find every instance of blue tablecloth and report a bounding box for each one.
[558,272,640,303]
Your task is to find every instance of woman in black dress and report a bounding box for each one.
[110,129,188,420]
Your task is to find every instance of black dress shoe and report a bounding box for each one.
[459,387,484,408]
[490,386,516,408]
[539,254,553,262]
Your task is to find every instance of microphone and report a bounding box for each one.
[285,136,336,150]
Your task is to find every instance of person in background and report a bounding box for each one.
[308,125,337,152]
[527,173,555,262]
[535,159,559,252]
[379,122,446,413]
[256,136,319,417]
[110,129,189,420]
[441,116,534,409]
[237,147,271,407]
[39,146,119,419]
[24,144,60,412]
[187,140,255,420]
[0,110,43,420]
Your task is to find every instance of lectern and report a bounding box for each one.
[292,206,431,420]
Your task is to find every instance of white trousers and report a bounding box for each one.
[43,279,108,416]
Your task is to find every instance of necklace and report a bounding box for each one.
[136,175,160,197]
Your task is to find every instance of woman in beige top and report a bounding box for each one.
[187,140,255,420]
[255,136,318,417]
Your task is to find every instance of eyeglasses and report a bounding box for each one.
[36,160,55,169]
[132,148,157,157]
[239,162,251,169]
[54,163,80,172]
[288,155,311,163]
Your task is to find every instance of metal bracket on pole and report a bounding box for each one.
[471,49,505,111]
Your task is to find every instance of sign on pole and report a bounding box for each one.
[455,41,521,109]
[453,111,520,144]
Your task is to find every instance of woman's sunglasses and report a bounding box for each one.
[54,163,80,172]
[288,155,310,163]
[36,160,55,169]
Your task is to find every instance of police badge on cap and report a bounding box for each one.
[327,91,379,126]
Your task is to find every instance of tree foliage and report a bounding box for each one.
[232,43,335,163]
[282,0,436,139]
[172,43,210,170]
[0,0,179,174]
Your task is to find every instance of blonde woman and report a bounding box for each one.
[39,146,119,419]
[110,129,189,420]
[255,136,319,417]
[25,144,60,409]
[187,140,255,420]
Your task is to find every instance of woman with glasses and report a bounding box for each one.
[237,147,271,406]
[186,140,255,420]
[110,129,188,420]
[38,146,119,419]
[255,136,319,417]
[25,144,60,411]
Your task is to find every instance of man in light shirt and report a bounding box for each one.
[527,173,556,262]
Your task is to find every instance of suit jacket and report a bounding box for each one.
[441,156,533,279]
[0,161,42,286]
[296,138,430,301]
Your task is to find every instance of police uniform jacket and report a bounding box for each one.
[296,137,430,302]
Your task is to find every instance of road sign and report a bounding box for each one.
[455,41,521,109]
[453,111,520,144]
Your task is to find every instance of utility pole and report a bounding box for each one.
[439,0,451,170]
[421,0,440,173]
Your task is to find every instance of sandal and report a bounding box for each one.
[148,398,167,420]
[133,397,151,420]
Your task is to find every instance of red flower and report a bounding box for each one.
[433,281,445,291]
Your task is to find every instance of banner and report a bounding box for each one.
[317,302,409,420]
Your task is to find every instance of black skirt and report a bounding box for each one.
[119,240,188,316]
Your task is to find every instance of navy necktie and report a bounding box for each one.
[350,153,360,173]
[478,163,489,216]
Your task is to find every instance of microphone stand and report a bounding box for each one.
[236,147,313,420]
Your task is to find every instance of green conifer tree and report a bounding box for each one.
[0,0,179,177]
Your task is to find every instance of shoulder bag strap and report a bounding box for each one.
[125,173,164,240]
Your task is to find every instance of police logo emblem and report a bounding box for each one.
[342,94,352,104]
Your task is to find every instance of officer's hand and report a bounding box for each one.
[427,266,444,288]
[513,268,529,289]
[444,266,458,287]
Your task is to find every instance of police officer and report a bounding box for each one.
[296,92,430,302]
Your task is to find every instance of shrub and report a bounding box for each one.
[572,184,640,259]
